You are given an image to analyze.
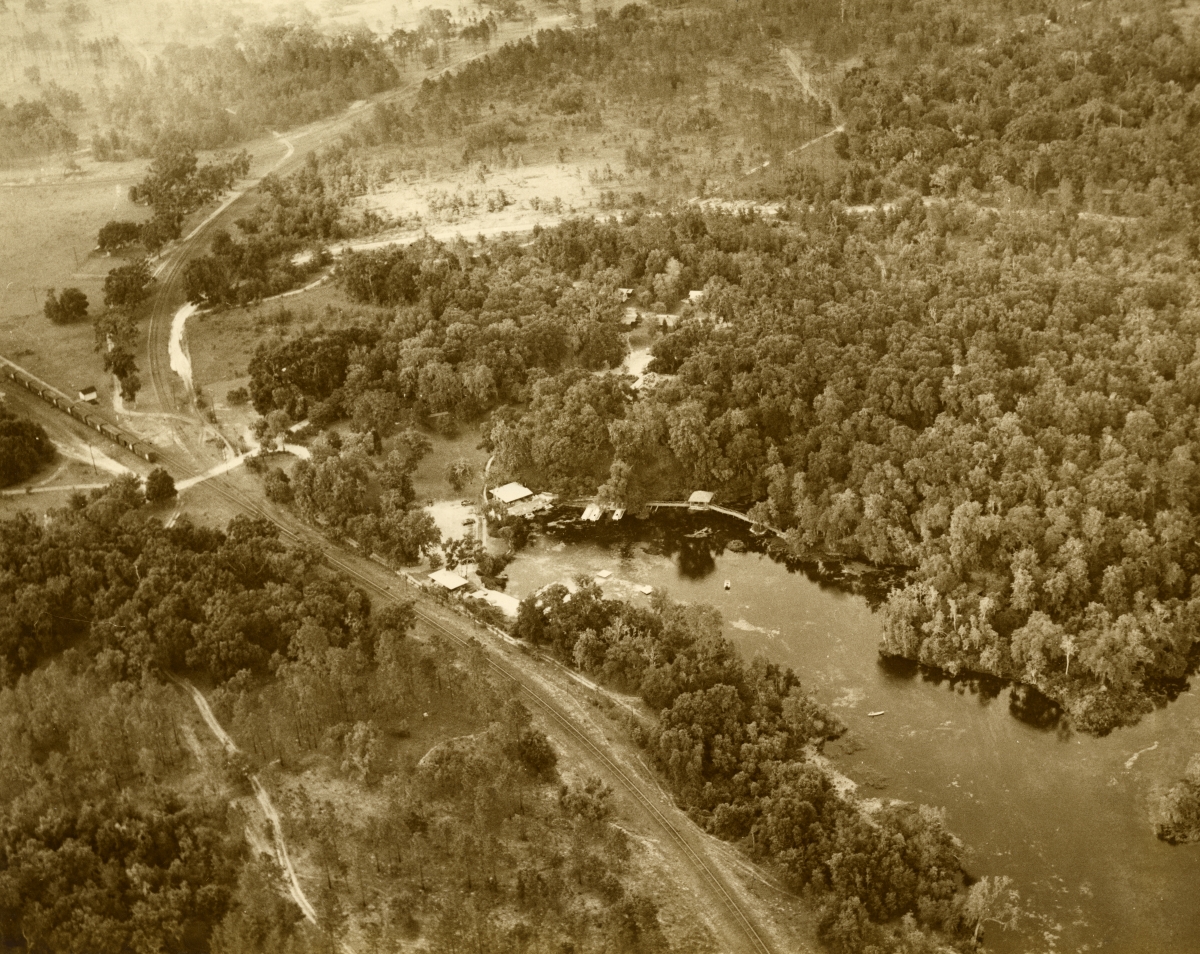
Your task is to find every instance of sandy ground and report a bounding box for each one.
[352,159,610,242]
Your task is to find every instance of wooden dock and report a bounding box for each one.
[561,496,785,539]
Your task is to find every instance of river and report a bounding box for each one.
[499,508,1200,953]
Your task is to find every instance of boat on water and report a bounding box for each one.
[868,711,886,717]
[723,579,731,590]
[612,508,625,521]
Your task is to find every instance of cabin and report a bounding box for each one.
[78,386,99,404]
[490,481,533,504]
[688,290,705,304]
[616,287,633,302]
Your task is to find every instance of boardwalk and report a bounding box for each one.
[563,497,785,539]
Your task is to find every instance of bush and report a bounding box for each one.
[263,467,294,504]
[447,457,475,492]
[43,287,88,324]
[226,387,249,406]
[144,467,177,504]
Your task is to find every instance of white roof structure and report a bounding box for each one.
[491,482,533,504]
[428,569,469,590]
[688,490,714,505]
[473,589,521,617]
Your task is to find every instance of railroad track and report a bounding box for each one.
[147,444,776,954]
[128,23,779,953]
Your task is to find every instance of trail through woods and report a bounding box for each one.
[181,680,319,924]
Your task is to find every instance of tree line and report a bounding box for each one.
[514,582,1014,952]
[94,23,399,157]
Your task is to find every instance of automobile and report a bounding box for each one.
[462,518,475,526]
[461,499,471,506]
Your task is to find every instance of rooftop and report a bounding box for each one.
[491,481,534,504]
[428,569,469,591]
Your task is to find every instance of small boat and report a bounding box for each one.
[612,508,625,521]
[868,711,886,718]
[582,503,603,522]
[723,579,731,590]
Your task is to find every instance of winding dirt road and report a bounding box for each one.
[180,679,319,924]
[140,27,541,469]
[124,28,806,954]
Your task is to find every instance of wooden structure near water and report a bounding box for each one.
[562,494,786,539]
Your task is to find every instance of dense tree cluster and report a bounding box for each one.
[0,97,77,164]
[474,199,1200,732]
[838,11,1200,212]
[0,404,55,488]
[128,143,250,253]
[0,478,370,684]
[0,664,251,954]
[263,429,441,566]
[183,147,396,306]
[245,234,626,430]
[97,24,399,155]
[515,584,973,952]
[247,324,380,418]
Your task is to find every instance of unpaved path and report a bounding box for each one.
[180,680,319,924]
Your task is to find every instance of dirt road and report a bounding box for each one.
[139,27,543,471]
[180,679,320,925]
[120,27,813,952]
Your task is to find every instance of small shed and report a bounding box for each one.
[688,490,714,506]
[688,289,705,303]
[78,386,99,404]
[428,569,469,591]
[491,482,533,504]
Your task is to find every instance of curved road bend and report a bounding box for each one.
[141,23,543,466]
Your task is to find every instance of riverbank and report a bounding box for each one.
[499,505,1200,954]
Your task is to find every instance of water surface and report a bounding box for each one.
[503,511,1200,953]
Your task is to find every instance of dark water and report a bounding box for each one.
[502,510,1200,954]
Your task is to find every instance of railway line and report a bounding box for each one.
[124,24,784,954]
[147,438,778,954]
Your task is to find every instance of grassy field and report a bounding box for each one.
[0,173,149,379]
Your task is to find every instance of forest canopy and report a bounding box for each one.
[97,23,400,155]
[0,404,55,488]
